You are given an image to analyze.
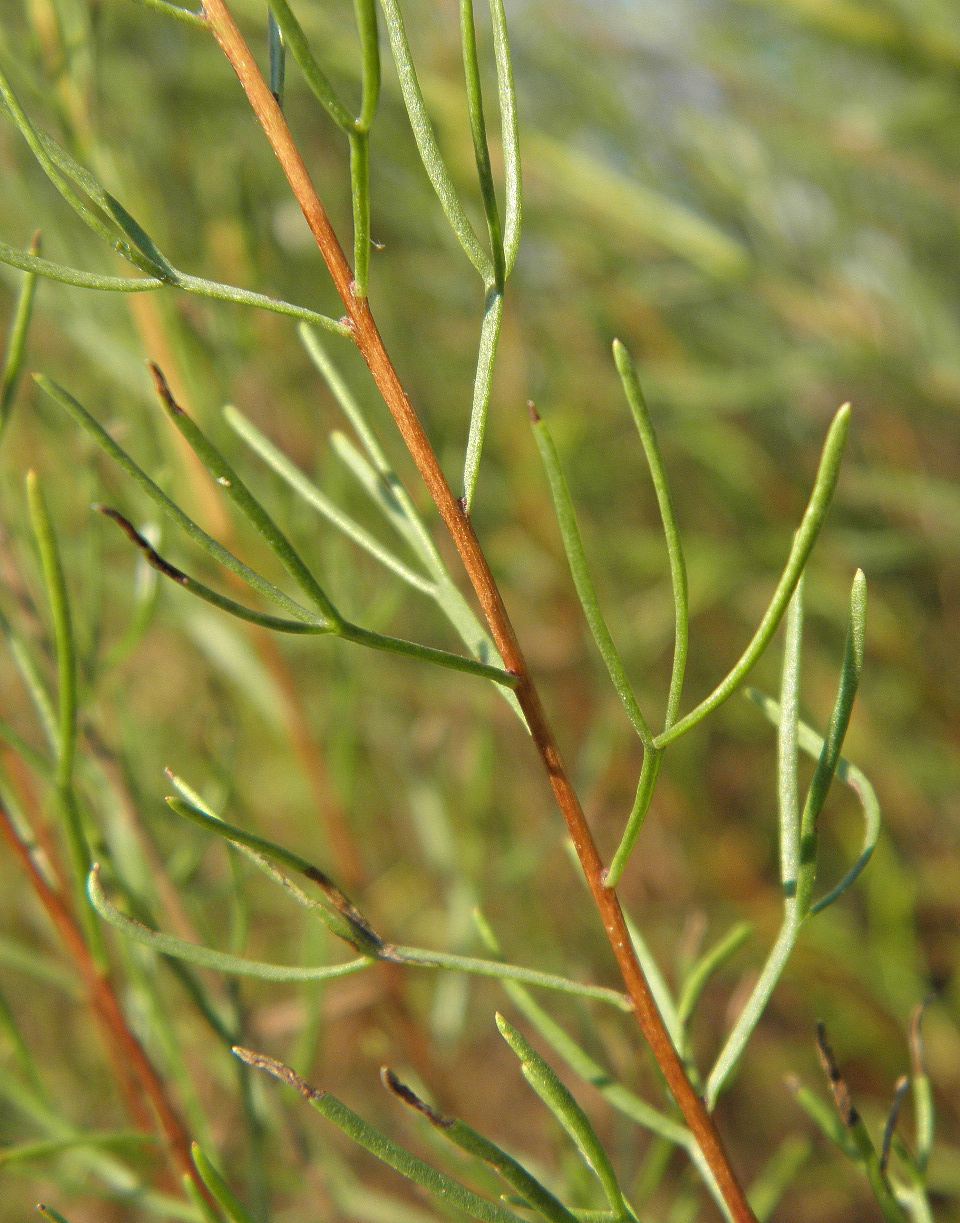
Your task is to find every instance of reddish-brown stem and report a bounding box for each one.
[0,800,212,1203]
[199,4,756,1218]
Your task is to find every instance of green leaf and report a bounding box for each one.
[459,0,505,287]
[266,0,354,130]
[462,287,503,511]
[383,1069,579,1223]
[796,570,867,917]
[191,1144,256,1223]
[0,231,39,436]
[164,790,384,955]
[88,865,373,982]
[234,1049,527,1223]
[225,405,436,595]
[612,341,688,732]
[532,409,652,747]
[676,922,751,1032]
[378,0,493,279]
[496,1014,630,1220]
[487,0,521,273]
[655,403,851,747]
[35,375,321,627]
[96,507,329,634]
[148,363,342,624]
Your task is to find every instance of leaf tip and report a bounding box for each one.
[526,399,540,423]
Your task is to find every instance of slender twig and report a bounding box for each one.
[197,4,757,1217]
[0,800,211,1202]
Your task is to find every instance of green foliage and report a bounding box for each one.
[0,0,956,1219]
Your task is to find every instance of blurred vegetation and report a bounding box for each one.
[0,0,958,1219]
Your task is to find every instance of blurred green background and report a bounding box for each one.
[0,0,958,1218]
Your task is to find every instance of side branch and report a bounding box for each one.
[196,5,757,1218]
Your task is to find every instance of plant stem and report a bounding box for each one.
[198,4,757,1216]
[0,801,212,1206]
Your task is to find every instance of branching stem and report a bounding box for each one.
[198,3,757,1216]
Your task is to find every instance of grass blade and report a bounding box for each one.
[655,403,850,747]
[531,406,653,747]
[378,0,493,279]
[234,1049,527,1223]
[0,231,39,437]
[496,1014,630,1220]
[383,1069,579,1223]
[88,865,373,982]
[462,286,503,510]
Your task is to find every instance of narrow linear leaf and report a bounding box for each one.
[387,945,631,1009]
[0,1132,154,1166]
[337,614,518,686]
[531,407,652,747]
[655,403,851,747]
[676,922,751,1031]
[0,69,166,278]
[0,231,39,436]
[612,341,688,731]
[224,405,436,595]
[191,1143,256,1223]
[462,286,503,510]
[148,363,341,624]
[487,0,521,273]
[26,473,77,787]
[355,0,381,128]
[909,1001,934,1174]
[129,0,208,25]
[796,570,866,917]
[37,1208,72,1223]
[0,606,63,758]
[88,865,373,982]
[165,792,383,955]
[268,9,286,106]
[378,0,493,279]
[604,744,661,889]
[496,1014,629,1220]
[383,1069,579,1223]
[0,239,163,291]
[777,579,805,894]
[234,1049,527,1223]
[266,0,354,130]
[460,0,505,286]
[97,507,327,634]
[35,375,320,626]
[747,1135,811,1223]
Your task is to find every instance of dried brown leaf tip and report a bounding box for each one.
[526,399,540,423]
[147,361,184,417]
[232,1047,325,1102]
[381,1067,452,1129]
[815,1022,857,1127]
[95,505,189,585]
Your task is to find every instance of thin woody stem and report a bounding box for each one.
[198,4,756,1218]
[0,801,213,1205]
